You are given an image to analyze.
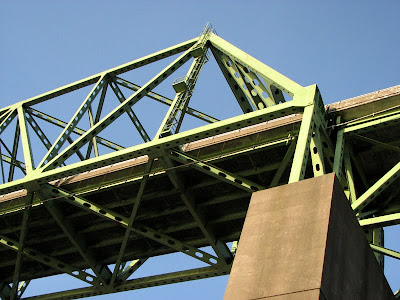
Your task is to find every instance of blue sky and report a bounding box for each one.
[0,1,399,298]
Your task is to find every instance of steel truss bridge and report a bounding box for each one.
[0,24,399,299]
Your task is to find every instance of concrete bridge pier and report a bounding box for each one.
[224,173,394,300]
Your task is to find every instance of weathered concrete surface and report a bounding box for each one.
[224,173,394,300]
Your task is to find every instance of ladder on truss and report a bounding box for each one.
[160,24,215,137]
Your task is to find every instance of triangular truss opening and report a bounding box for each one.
[0,24,305,180]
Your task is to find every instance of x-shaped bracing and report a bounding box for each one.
[39,183,224,276]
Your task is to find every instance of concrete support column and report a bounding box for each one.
[224,173,394,300]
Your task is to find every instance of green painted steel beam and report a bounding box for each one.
[86,80,109,159]
[372,228,385,267]
[0,109,17,135]
[0,38,198,112]
[160,155,233,264]
[22,265,231,300]
[343,109,400,134]
[211,47,254,113]
[333,127,344,179]
[25,111,69,168]
[215,51,260,111]
[288,104,315,183]
[10,192,33,300]
[0,233,101,286]
[209,136,295,165]
[109,79,150,142]
[67,134,289,199]
[42,199,112,285]
[0,191,249,254]
[86,106,99,158]
[110,159,154,286]
[114,77,219,124]
[63,210,245,257]
[231,241,238,256]
[352,161,400,212]
[236,62,276,108]
[309,126,326,177]
[343,146,357,203]
[0,147,271,216]
[28,108,124,152]
[25,111,55,156]
[0,108,11,122]
[0,154,25,171]
[347,140,369,189]
[38,45,196,173]
[0,130,279,214]
[359,212,400,228]
[0,100,301,195]
[17,280,30,299]
[8,121,21,182]
[370,244,400,260]
[168,149,264,192]
[0,144,5,184]
[208,35,303,97]
[38,76,107,169]
[317,127,335,170]
[41,184,222,267]
[269,138,297,187]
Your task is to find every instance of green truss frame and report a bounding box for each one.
[0,23,398,299]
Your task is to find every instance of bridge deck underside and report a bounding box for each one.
[0,86,400,284]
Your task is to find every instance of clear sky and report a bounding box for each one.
[0,1,399,299]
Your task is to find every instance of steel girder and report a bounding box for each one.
[332,99,400,274]
[0,23,398,298]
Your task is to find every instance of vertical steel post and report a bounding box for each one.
[288,105,314,183]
